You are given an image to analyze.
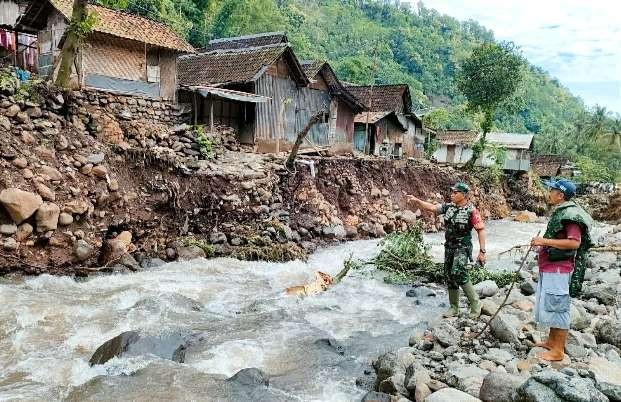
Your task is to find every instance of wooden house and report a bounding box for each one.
[177,32,364,153]
[433,130,534,171]
[345,84,424,158]
[16,0,194,99]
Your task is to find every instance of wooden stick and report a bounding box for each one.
[472,230,541,340]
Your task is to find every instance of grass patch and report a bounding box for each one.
[181,235,215,258]
[230,243,306,262]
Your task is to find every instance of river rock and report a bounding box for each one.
[447,364,489,397]
[87,153,105,165]
[89,331,187,366]
[0,188,43,223]
[490,313,521,344]
[597,320,621,349]
[177,245,206,260]
[400,210,417,224]
[92,165,108,178]
[58,212,73,226]
[15,223,33,241]
[475,280,499,298]
[12,157,27,168]
[425,387,481,402]
[2,237,18,250]
[482,348,514,365]
[373,348,417,385]
[35,202,60,232]
[520,280,536,296]
[570,304,591,331]
[35,182,55,201]
[378,373,407,396]
[514,211,537,223]
[568,330,597,349]
[481,299,499,316]
[63,198,90,215]
[361,391,391,402]
[0,223,17,235]
[433,322,460,347]
[583,284,617,306]
[479,372,525,402]
[39,166,62,181]
[5,104,20,117]
[227,368,269,387]
[74,239,94,262]
[515,369,608,402]
[209,231,227,244]
[590,252,617,269]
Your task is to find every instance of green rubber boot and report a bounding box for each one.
[443,289,460,318]
[462,281,481,319]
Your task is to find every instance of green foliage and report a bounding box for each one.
[574,156,614,184]
[181,235,215,257]
[68,11,99,39]
[351,222,516,287]
[193,125,213,158]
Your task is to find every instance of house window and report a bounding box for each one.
[147,65,160,83]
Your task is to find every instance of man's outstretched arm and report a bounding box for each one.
[407,195,441,214]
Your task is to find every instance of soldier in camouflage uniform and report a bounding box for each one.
[408,183,486,319]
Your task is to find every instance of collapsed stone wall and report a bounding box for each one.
[0,67,511,274]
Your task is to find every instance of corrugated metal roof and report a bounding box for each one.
[486,132,534,149]
[184,86,271,103]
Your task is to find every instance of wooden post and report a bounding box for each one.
[209,94,214,134]
[13,30,18,67]
[192,91,198,126]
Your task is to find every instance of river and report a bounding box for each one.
[0,219,610,401]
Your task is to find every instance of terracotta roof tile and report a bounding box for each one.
[345,84,410,113]
[178,44,295,86]
[49,0,194,52]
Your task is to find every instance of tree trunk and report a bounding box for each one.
[285,111,324,170]
[464,108,493,170]
[55,0,88,88]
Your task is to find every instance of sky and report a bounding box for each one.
[416,0,621,114]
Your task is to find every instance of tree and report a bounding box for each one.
[55,0,97,88]
[456,42,524,168]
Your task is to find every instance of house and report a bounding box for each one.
[16,0,194,99]
[531,155,572,178]
[177,32,364,153]
[345,84,424,158]
[433,130,534,171]
[1,0,37,71]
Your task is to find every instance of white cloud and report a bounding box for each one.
[415,0,621,113]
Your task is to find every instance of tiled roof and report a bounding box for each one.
[353,111,392,124]
[437,130,480,145]
[34,0,194,52]
[345,84,411,113]
[532,155,570,177]
[178,44,308,86]
[300,60,326,81]
[204,31,287,51]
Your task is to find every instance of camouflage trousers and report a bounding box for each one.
[444,246,471,290]
[569,252,588,297]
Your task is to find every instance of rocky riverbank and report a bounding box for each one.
[360,236,621,402]
[0,67,515,275]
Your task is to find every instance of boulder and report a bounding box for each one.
[474,280,499,298]
[2,237,17,250]
[378,373,407,396]
[361,391,391,402]
[227,368,269,387]
[100,231,133,265]
[58,212,74,226]
[597,320,621,349]
[482,348,514,365]
[92,165,108,178]
[87,153,105,165]
[0,188,43,223]
[447,364,489,397]
[490,313,521,344]
[424,387,481,402]
[514,369,608,402]
[514,211,537,223]
[400,210,418,224]
[39,166,62,181]
[0,223,17,235]
[570,304,591,331]
[373,347,417,385]
[481,299,499,316]
[520,280,536,296]
[209,231,227,244]
[89,331,187,366]
[74,240,94,262]
[5,104,20,117]
[15,223,33,241]
[35,182,55,201]
[177,245,206,260]
[583,284,617,306]
[63,199,91,215]
[433,321,461,347]
[35,202,60,232]
[479,372,525,402]
[589,356,621,400]
[590,251,617,269]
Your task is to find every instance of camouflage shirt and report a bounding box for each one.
[437,202,484,249]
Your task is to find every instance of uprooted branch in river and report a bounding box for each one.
[346,222,517,287]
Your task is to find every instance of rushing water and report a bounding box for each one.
[0,219,611,402]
